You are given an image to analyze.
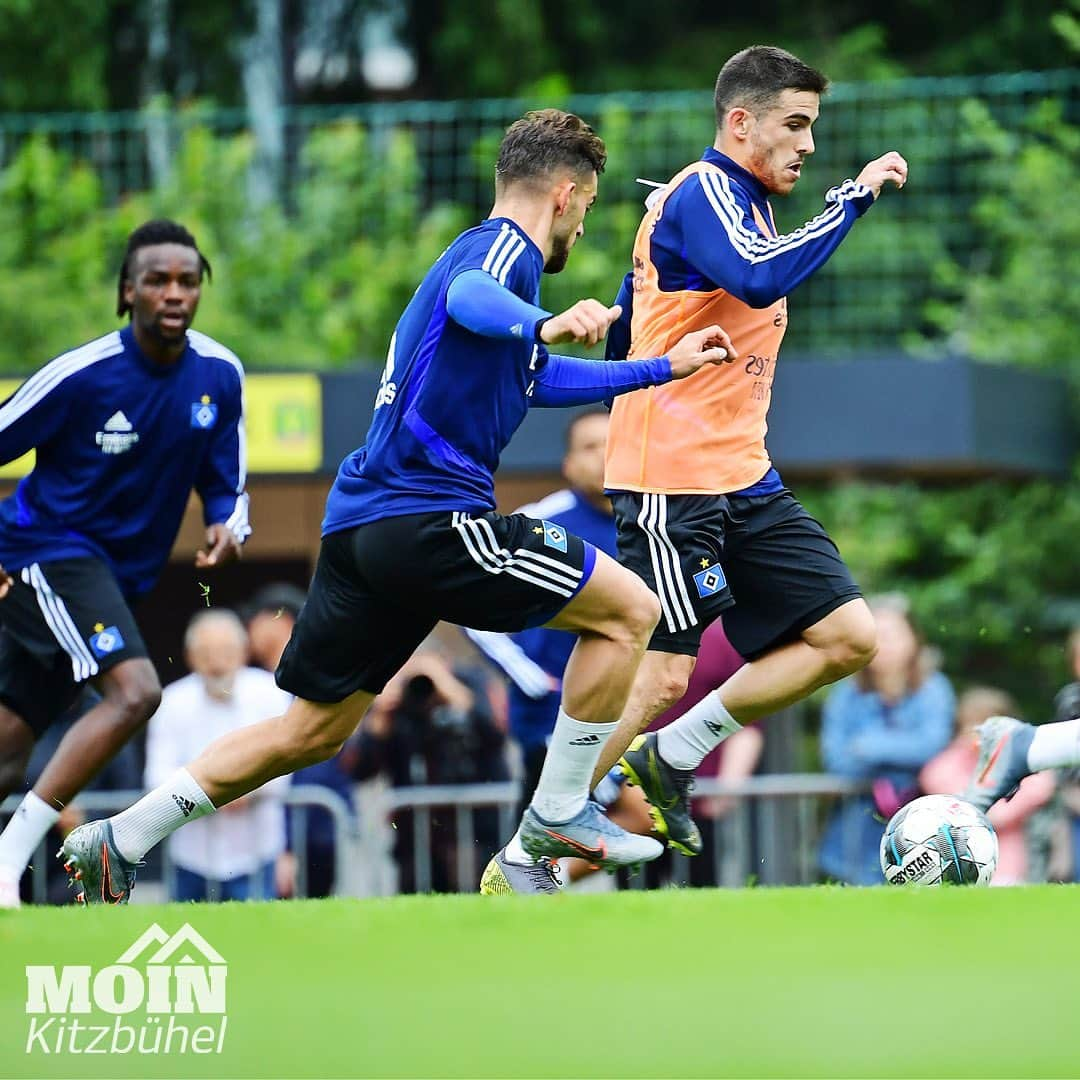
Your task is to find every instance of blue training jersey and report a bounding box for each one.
[0,326,249,600]
[466,488,617,751]
[324,218,552,534]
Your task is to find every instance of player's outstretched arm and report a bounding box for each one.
[529,324,736,408]
[682,157,908,308]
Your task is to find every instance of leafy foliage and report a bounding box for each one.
[918,98,1080,390]
[802,477,1080,716]
[0,122,468,370]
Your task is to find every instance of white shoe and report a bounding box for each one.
[0,864,22,909]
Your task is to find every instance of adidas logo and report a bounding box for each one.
[704,719,728,737]
[569,734,601,746]
[171,793,197,817]
[103,410,132,432]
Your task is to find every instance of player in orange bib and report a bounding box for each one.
[596,46,909,855]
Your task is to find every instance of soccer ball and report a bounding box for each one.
[879,794,998,886]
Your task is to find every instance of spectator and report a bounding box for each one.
[242,583,356,898]
[351,647,508,893]
[145,610,290,902]
[921,686,1055,885]
[818,595,953,885]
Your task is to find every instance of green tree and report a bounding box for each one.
[919,99,1080,389]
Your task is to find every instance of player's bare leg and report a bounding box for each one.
[605,598,877,854]
[0,658,161,906]
[592,651,697,781]
[0,705,35,805]
[547,552,663,724]
[595,598,875,780]
[484,551,665,889]
[59,689,374,903]
[33,659,161,809]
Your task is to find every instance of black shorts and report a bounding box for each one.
[276,510,598,701]
[611,489,862,660]
[0,557,148,735]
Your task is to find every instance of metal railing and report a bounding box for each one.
[371,775,874,894]
[0,774,905,898]
[1,784,353,905]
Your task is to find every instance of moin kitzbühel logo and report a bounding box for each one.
[24,922,227,1055]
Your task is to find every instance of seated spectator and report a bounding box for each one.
[921,686,1055,885]
[242,583,356,898]
[145,610,291,902]
[350,646,508,893]
[818,595,953,885]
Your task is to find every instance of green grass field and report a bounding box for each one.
[2,886,1078,1078]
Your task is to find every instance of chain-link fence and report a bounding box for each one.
[0,69,1075,355]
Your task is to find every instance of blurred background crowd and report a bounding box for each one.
[0,1,1077,898]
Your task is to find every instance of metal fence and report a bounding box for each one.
[369,775,873,894]
[0,70,1075,354]
[2,784,353,905]
[4,774,874,902]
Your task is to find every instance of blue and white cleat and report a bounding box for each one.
[965,715,1036,812]
[518,800,663,871]
[58,820,137,905]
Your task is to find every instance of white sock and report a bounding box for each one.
[1028,719,1080,772]
[110,769,215,863]
[657,692,742,771]
[0,791,59,875]
[529,710,616,824]
[504,827,531,865]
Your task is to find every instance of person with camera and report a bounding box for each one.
[350,647,508,893]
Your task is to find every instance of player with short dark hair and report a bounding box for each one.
[62,109,736,901]
[593,46,909,855]
[0,220,248,907]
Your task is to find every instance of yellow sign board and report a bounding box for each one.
[0,379,33,479]
[0,373,322,479]
[244,374,323,473]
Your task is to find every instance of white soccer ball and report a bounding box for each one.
[879,794,998,886]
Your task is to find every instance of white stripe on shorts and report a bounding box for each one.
[637,493,697,633]
[451,512,581,598]
[21,563,99,681]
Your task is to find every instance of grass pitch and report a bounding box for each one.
[2,885,1077,1078]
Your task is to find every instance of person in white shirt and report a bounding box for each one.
[144,609,291,901]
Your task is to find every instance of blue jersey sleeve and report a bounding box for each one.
[195,366,251,543]
[604,272,634,363]
[680,173,875,308]
[445,269,550,342]
[0,359,79,464]
[529,352,672,409]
